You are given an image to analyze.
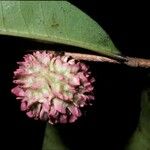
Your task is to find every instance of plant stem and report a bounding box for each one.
[42,124,69,150]
[126,89,150,150]
[64,52,150,68]
[29,50,150,68]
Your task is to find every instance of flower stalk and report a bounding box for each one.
[58,52,150,68]
[28,50,150,68]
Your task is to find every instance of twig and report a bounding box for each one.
[29,50,150,68]
[64,52,119,63]
[125,57,150,68]
[62,52,150,68]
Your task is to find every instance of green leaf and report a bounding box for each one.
[126,89,150,150]
[0,1,121,58]
[42,124,69,150]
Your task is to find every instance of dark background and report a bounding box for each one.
[71,0,150,58]
[0,1,149,150]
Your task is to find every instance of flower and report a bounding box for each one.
[11,51,95,124]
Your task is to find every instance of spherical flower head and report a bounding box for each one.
[11,51,95,124]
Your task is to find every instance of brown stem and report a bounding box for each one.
[29,50,150,68]
[64,52,119,63]
[63,52,150,68]
[124,57,150,68]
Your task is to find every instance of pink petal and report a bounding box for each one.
[20,102,28,111]
[49,106,57,117]
[83,86,94,93]
[69,115,77,123]
[40,110,48,120]
[26,111,34,118]
[53,99,66,114]
[70,65,79,73]
[70,76,80,86]
[55,59,62,69]
[80,63,88,71]
[11,86,25,97]
[61,56,69,63]
[77,72,88,82]
[53,91,64,100]
[68,106,81,117]
[59,115,67,123]
[68,59,75,65]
